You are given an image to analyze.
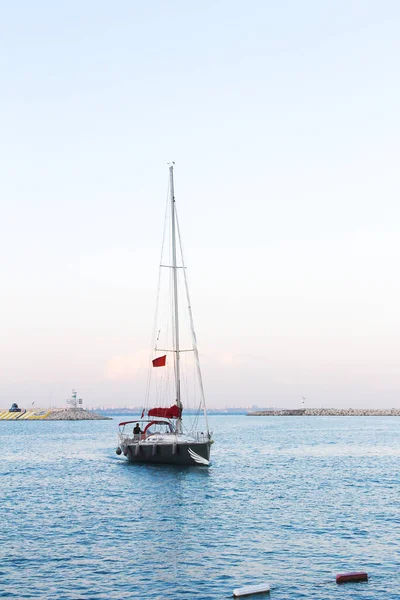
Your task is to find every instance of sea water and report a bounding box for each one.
[1,415,399,599]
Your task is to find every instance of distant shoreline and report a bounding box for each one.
[247,408,400,416]
[96,410,249,416]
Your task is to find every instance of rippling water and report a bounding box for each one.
[1,415,399,599]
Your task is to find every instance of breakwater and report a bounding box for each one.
[0,408,111,421]
[247,408,400,416]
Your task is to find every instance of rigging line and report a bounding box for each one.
[155,349,194,353]
[185,353,193,431]
[190,399,202,433]
[160,265,185,269]
[144,177,171,407]
[175,204,210,434]
[192,362,202,431]
[182,352,188,416]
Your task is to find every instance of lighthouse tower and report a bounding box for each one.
[66,390,83,409]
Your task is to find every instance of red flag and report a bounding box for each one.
[140,408,145,418]
[152,355,166,367]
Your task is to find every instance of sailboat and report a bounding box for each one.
[117,164,213,465]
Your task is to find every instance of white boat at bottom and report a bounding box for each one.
[233,583,271,597]
[116,164,213,466]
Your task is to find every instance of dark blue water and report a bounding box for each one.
[1,415,399,599]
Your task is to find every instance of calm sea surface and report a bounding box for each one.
[1,415,399,599]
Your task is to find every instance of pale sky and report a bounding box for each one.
[1,1,400,409]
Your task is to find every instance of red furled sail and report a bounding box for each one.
[148,405,181,419]
[152,355,166,367]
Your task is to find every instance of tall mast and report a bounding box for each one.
[169,163,182,432]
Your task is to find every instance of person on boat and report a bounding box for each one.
[133,423,142,438]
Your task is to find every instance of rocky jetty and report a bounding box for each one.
[45,408,111,420]
[0,408,111,421]
[247,408,400,416]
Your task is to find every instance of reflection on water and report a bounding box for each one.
[1,416,400,599]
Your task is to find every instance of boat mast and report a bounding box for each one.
[169,163,182,433]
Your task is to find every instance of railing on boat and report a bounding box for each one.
[118,431,210,444]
